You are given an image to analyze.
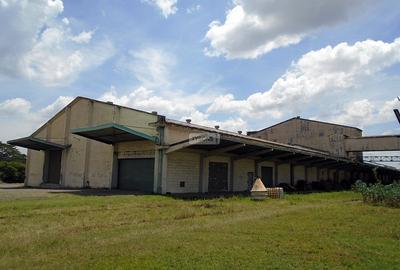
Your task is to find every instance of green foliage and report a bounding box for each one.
[0,161,25,183]
[0,141,26,162]
[0,142,26,183]
[353,180,400,208]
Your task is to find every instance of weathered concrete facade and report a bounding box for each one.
[248,117,362,158]
[21,97,158,189]
[9,97,400,194]
[345,135,400,152]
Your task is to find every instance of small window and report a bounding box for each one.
[180,181,185,188]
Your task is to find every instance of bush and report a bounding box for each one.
[353,180,400,208]
[0,161,25,183]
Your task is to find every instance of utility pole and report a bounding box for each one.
[394,96,400,125]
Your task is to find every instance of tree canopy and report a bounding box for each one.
[0,142,26,163]
[0,142,26,183]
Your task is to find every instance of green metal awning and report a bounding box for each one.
[7,137,69,151]
[71,123,158,144]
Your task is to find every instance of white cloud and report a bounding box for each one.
[100,86,206,118]
[112,46,247,131]
[39,96,74,117]
[62,17,70,25]
[186,4,200,14]
[143,0,178,18]
[0,96,73,143]
[70,31,94,44]
[116,48,175,89]
[328,98,399,128]
[204,0,371,59]
[207,38,400,122]
[181,110,247,132]
[0,0,115,87]
[0,98,31,115]
[99,86,246,132]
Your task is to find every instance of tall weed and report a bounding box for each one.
[353,180,400,208]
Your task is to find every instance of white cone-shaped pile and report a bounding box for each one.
[251,178,267,192]
[251,178,267,200]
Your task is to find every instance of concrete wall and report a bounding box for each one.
[294,165,305,183]
[25,149,44,186]
[166,151,200,193]
[164,124,195,145]
[319,168,328,181]
[26,125,47,186]
[26,97,158,188]
[277,163,291,184]
[234,159,255,191]
[249,118,362,158]
[307,167,317,182]
[345,135,400,152]
[165,149,256,193]
[117,141,155,159]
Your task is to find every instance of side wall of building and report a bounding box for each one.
[249,118,362,158]
[26,98,158,188]
[162,124,358,193]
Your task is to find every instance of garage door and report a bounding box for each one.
[118,158,154,192]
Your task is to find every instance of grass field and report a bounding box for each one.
[0,189,399,269]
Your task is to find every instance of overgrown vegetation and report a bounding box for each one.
[0,191,399,269]
[0,142,26,183]
[353,180,400,208]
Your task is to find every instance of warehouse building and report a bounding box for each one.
[8,97,400,193]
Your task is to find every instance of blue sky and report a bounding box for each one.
[1,0,400,148]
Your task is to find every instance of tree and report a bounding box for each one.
[0,142,26,183]
[0,142,26,162]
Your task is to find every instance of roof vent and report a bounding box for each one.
[151,111,158,115]
[296,116,300,119]
[238,131,242,134]
[214,125,220,130]
[186,119,191,124]
[106,101,113,104]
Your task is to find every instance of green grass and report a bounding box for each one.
[0,191,399,269]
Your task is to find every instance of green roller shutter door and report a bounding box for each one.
[118,158,154,192]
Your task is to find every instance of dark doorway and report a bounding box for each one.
[261,166,274,187]
[118,158,154,193]
[44,150,62,184]
[208,162,228,192]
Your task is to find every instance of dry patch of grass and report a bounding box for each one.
[0,191,399,269]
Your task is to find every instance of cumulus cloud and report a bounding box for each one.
[110,45,248,131]
[207,38,400,122]
[204,0,371,59]
[0,0,115,87]
[143,0,178,18]
[0,95,73,142]
[328,98,399,128]
[99,86,246,132]
[70,31,94,44]
[0,98,31,115]
[116,48,175,89]
[39,96,74,117]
